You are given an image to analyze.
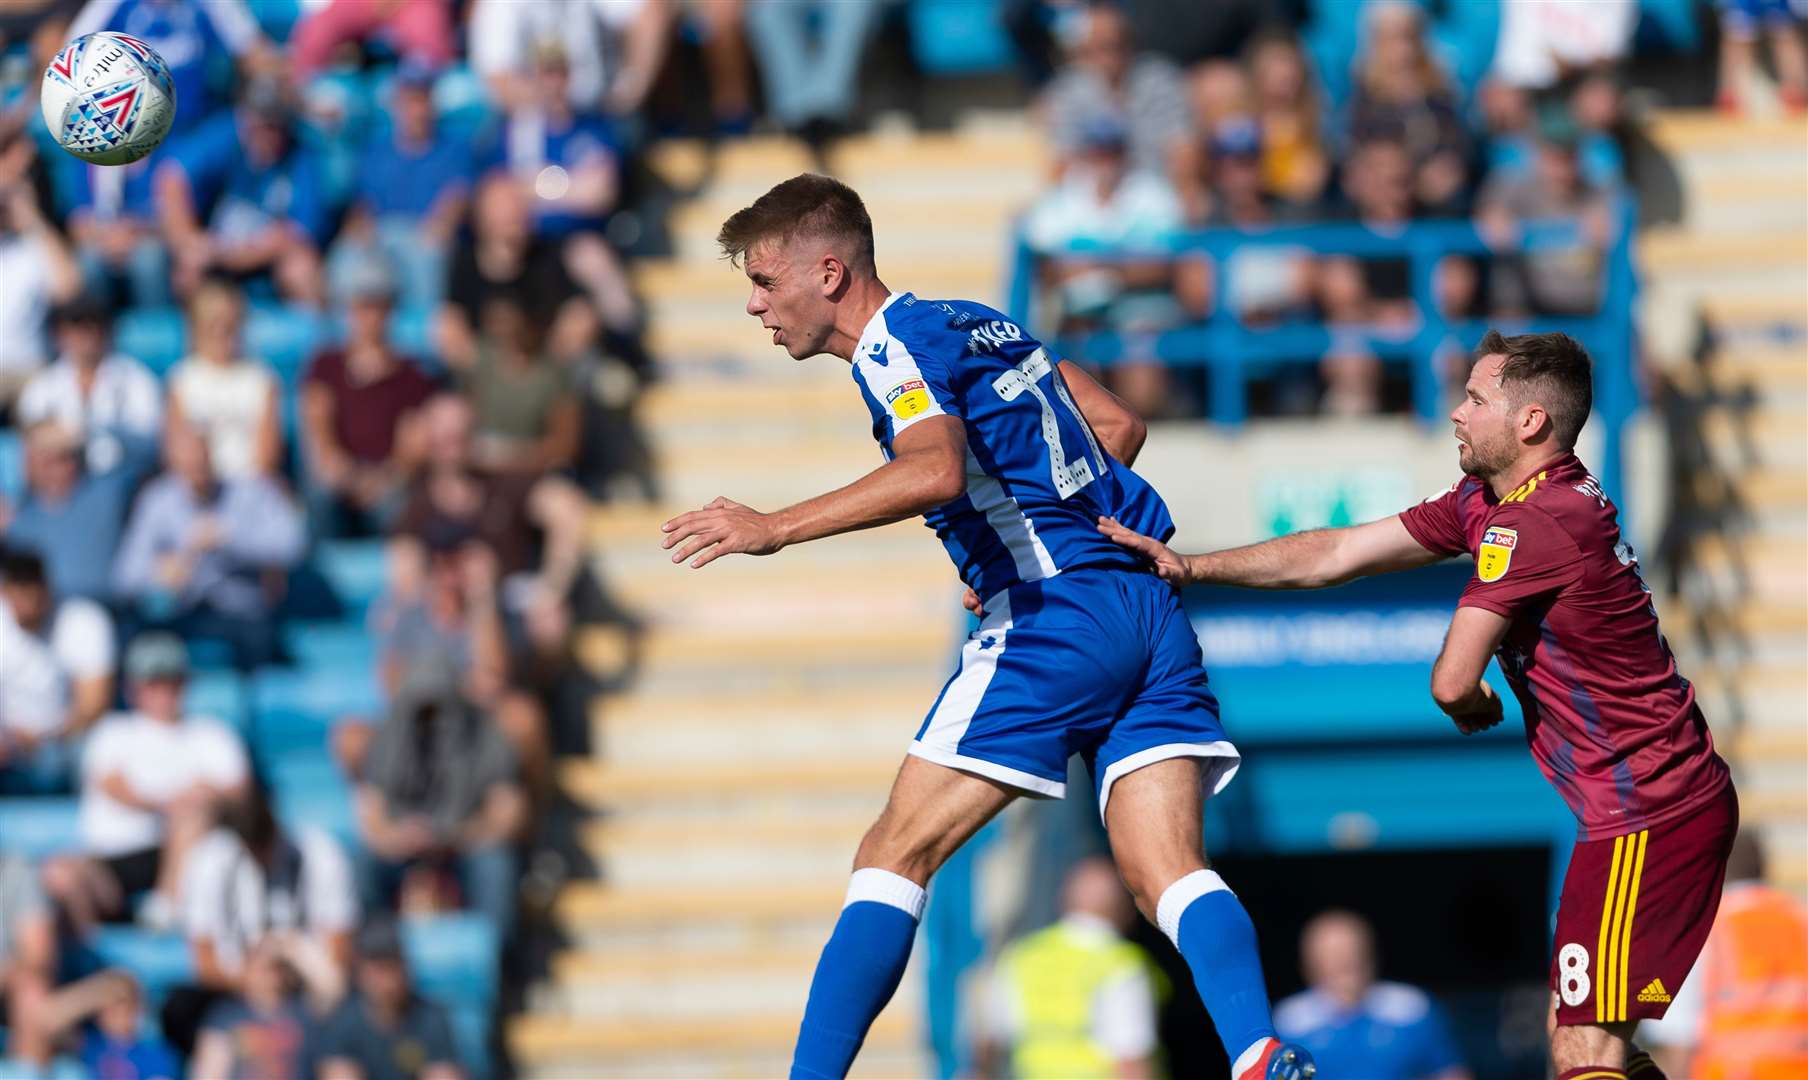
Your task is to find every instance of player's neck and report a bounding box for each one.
[826,277,893,362]
[1490,446,1571,499]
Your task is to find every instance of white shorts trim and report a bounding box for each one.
[1097,740,1241,820]
[907,740,1066,799]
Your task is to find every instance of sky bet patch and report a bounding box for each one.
[887,379,931,420]
[1477,526,1518,582]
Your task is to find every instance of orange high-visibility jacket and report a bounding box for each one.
[1693,884,1808,1080]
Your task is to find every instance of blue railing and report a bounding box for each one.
[1006,202,1641,505]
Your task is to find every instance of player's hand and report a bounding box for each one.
[1450,680,1505,735]
[1097,516,1192,585]
[961,587,983,618]
[661,496,786,569]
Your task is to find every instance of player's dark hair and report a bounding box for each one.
[717,173,876,274]
[1476,330,1593,448]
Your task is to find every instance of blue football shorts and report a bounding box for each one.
[909,567,1239,819]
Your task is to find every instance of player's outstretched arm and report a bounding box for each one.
[1098,514,1444,589]
[1431,606,1510,735]
[1056,360,1147,465]
[661,416,967,568]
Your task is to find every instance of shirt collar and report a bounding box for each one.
[1059,912,1121,942]
[853,291,907,362]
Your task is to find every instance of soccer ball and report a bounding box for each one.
[40,32,176,166]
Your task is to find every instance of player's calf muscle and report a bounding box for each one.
[852,757,1015,884]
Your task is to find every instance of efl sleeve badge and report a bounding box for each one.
[886,378,932,420]
[1477,526,1519,582]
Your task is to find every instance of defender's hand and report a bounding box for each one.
[961,587,983,617]
[1451,681,1505,736]
[662,497,786,569]
[1097,516,1191,585]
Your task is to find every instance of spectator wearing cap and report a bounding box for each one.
[153,78,327,307]
[317,916,462,1080]
[68,0,274,138]
[0,135,82,405]
[42,634,250,932]
[1275,910,1471,1080]
[111,424,304,671]
[165,779,354,1060]
[1,420,138,602]
[485,43,645,375]
[354,656,526,934]
[301,258,437,541]
[16,294,162,479]
[165,277,282,482]
[1023,114,1187,419]
[1041,3,1199,213]
[329,61,473,313]
[1195,118,1318,327]
[0,549,115,795]
[1346,1,1471,218]
[1475,110,1616,318]
[439,173,600,370]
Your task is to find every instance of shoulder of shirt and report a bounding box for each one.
[1273,989,1335,1033]
[1365,982,1434,1026]
[1490,478,1591,551]
[54,597,110,632]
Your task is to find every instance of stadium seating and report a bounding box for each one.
[0,799,81,862]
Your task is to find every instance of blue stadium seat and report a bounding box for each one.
[245,305,332,383]
[316,540,390,618]
[85,929,193,1003]
[288,623,376,669]
[908,0,1019,75]
[268,752,358,845]
[113,307,187,376]
[0,429,22,503]
[404,913,499,1076]
[0,799,81,860]
[184,670,248,731]
[250,665,384,760]
[388,304,435,362]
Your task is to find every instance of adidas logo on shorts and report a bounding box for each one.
[1636,978,1673,1004]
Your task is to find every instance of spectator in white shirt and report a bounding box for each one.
[16,294,163,479]
[165,278,282,482]
[0,548,115,795]
[42,634,250,932]
[163,781,355,1058]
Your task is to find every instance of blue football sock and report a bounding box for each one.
[790,868,925,1080]
[1157,869,1278,1068]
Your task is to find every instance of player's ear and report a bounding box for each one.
[1519,401,1549,444]
[819,253,847,298]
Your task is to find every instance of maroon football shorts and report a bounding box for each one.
[1550,781,1739,1026]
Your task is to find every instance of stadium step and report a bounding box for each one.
[589,689,930,768]
[538,943,918,1022]
[510,1011,918,1079]
[561,758,896,812]
[551,878,861,956]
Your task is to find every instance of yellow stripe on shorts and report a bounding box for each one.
[1618,830,1649,1021]
[1595,834,1625,1024]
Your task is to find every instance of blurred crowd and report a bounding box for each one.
[1017,0,1677,420]
[0,0,1799,1076]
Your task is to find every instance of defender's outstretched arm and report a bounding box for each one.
[1098,514,1444,589]
[1431,606,1511,735]
[662,416,967,568]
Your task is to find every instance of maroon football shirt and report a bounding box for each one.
[1399,451,1731,841]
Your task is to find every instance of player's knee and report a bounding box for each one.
[851,818,942,886]
[1548,1019,1632,1069]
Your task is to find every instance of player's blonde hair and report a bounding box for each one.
[717,173,876,274]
